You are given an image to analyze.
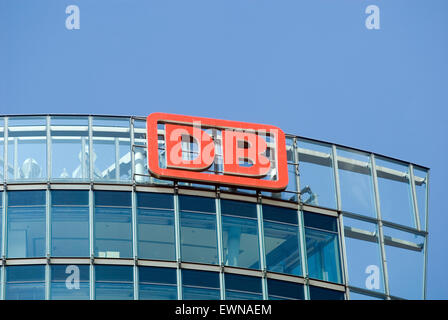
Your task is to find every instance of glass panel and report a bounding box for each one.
[7,117,47,182]
[297,139,336,209]
[383,227,425,299]
[343,217,384,293]
[309,286,345,300]
[182,269,220,300]
[0,191,2,256]
[139,266,177,300]
[92,117,131,182]
[51,191,89,257]
[413,166,428,231]
[267,279,304,300]
[263,205,301,276]
[304,212,342,284]
[225,273,262,300]
[6,265,45,300]
[337,148,376,217]
[51,265,90,300]
[376,157,414,227]
[95,265,134,300]
[94,191,133,258]
[50,116,89,181]
[7,191,46,258]
[137,192,175,261]
[349,290,383,300]
[180,196,218,265]
[221,200,260,270]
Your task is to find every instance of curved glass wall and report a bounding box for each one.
[0,115,429,300]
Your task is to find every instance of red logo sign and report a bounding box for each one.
[146,113,288,191]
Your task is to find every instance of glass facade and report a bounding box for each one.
[0,115,429,300]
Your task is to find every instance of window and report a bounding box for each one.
[6,265,45,300]
[263,205,302,276]
[51,265,90,300]
[376,157,415,227]
[337,148,376,217]
[92,117,131,182]
[94,191,133,258]
[304,212,342,284]
[179,196,218,265]
[182,269,220,300]
[139,266,177,300]
[0,118,4,182]
[7,191,46,258]
[309,285,345,300]
[95,265,133,300]
[221,200,260,270]
[343,217,384,293]
[383,227,425,299]
[267,279,304,300]
[51,190,89,257]
[297,139,337,209]
[225,273,262,300]
[50,116,89,181]
[7,117,47,182]
[137,192,175,261]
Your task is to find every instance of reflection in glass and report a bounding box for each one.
[267,279,304,300]
[51,265,90,300]
[297,139,336,209]
[349,290,383,300]
[304,212,342,284]
[263,205,301,276]
[309,286,344,300]
[137,192,175,261]
[337,148,376,217]
[180,196,218,265]
[7,191,46,258]
[376,157,414,227]
[7,117,47,181]
[343,217,384,292]
[221,200,260,270]
[6,265,45,300]
[92,117,131,182]
[94,191,133,258]
[182,269,220,300]
[95,265,134,300]
[51,117,89,180]
[51,191,89,257]
[383,227,424,299]
[225,273,262,300]
[139,266,177,300]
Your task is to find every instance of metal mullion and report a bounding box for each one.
[295,139,309,300]
[173,189,182,300]
[338,214,349,299]
[130,118,136,184]
[2,117,7,182]
[331,145,349,299]
[0,264,4,300]
[256,195,268,300]
[215,194,225,300]
[89,187,94,300]
[370,154,390,299]
[409,164,421,231]
[132,188,138,300]
[46,116,51,181]
[1,190,6,262]
[423,170,429,299]
[88,116,93,181]
[45,187,51,300]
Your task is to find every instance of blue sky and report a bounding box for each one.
[0,0,447,299]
